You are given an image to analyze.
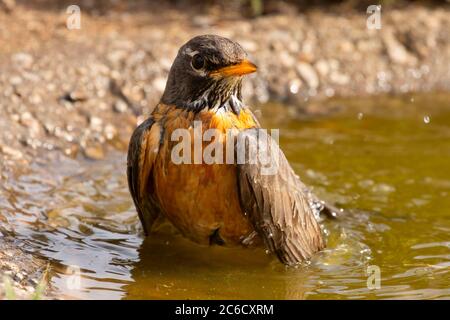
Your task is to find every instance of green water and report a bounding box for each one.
[1,94,449,299]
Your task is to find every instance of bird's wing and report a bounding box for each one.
[127,117,163,235]
[236,129,325,265]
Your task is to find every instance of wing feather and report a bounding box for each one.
[236,129,325,265]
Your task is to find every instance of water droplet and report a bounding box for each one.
[423,116,430,124]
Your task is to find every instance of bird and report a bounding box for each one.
[127,35,335,266]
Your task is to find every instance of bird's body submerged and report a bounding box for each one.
[127,35,327,265]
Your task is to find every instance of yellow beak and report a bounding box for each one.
[210,59,257,77]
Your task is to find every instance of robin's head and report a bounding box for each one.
[161,35,257,114]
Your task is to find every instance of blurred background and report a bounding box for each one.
[0,0,449,300]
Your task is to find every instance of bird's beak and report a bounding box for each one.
[210,59,257,77]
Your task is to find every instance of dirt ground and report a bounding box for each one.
[0,0,449,299]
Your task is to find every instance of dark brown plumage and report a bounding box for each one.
[127,35,330,265]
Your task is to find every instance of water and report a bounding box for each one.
[1,94,449,299]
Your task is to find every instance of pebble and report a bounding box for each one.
[289,78,302,94]
[372,183,396,194]
[19,112,41,136]
[192,15,213,28]
[12,52,34,69]
[0,144,23,159]
[104,124,117,140]
[113,99,128,113]
[329,71,350,85]
[15,272,24,282]
[83,145,105,160]
[0,6,449,300]
[61,90,88,103]
[314,59,330,76]
[382,29,417,66]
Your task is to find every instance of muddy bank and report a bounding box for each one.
[0,2,449,298]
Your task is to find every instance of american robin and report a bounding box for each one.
[127,35,332,265]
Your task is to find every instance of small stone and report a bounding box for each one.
[289,78,302,94]
[237,40,258,52]
[107,50,128,65]
[372,183,396,194]
[3,270,13,277]
[1,0,16,12]
[12,52,34,68]
[14,272,24,281]
[314,59,329,77]
[296,62,319,89]
[358,179,374,188]
[153,77,167,93]
[325,87,335,97]
[83,145,105,160]
[25,286,35,293]
[0,144,22,159]
[104,124,117,140]
[382,29,417,65]
[89,116,103,129]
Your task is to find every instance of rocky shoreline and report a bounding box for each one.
[0,2,449,298]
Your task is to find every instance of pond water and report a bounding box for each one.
[1,94,449,299]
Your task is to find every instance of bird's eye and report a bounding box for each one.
[191,54,205,70]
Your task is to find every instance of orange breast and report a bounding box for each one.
[152,105,258,245]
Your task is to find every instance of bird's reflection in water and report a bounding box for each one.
[123,226,314,300]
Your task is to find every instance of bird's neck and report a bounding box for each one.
[186,92,243,115]
[183,81,244,115]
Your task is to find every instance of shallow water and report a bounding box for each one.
[1,94,449,299]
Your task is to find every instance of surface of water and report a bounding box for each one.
[1,94,449,299]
